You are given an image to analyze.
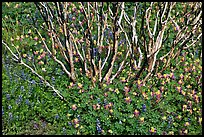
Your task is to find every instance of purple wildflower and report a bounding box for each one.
[20,86,24,91]
[25,99,30,105]
[8,105,12,110]
[55,114,59,119]
[142,104,146,112]
[6,94,10,100]
[68,121,72,126]
[34,123,39,129]
[31,80,36,84]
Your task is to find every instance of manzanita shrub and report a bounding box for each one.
[2,2,202,135]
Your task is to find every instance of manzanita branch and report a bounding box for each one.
[3,41,67,102]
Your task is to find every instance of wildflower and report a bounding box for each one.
[191,90,196,95]
[34,36,38,41]
[124,96,131,104]
[108,88,113,92]
[198,117,202,125]
[68,121,72,126]
[157,73,162,78]
[180,74,184,79]
[93,104,98,110]
[184,122,190,126]
[109,109,113,114]
[75,124,79,128]
[184,67,188,72]
[170,72,174,78]
[97,98,101,104]
[38,61,44,65]
[67,113,72,117]
[25,99,30,105]
[177,115,182,120]
[34,51,39,55]
[16,36,20,40]
[108,129,113,134]
[34,123,39,129]
[96,118,101,125]
[137,80,143,87]
[168,131,174,135]
[72,104,77,111]
[55,114,59,119]
[96,104,101,110]
[31,80,36,84]
[77,83,83,89]
[181,56,185,62]
[102,83,107,87]
[132,92,138,96]
[183,129,188,134]
[163,74,169,78]
[124,86,130,92]
[149,127,156,134]
[176,86,182,93]
[161,80,166,85]
[68,82,74,88]
[73,118,79,125]
[18,95,23,101]
[142,104,146,112]
[8,105,12,109]
[178,79,183,85]
[120,77,126,82]
[156,90,161,98]
[160,86,164,92]
[150,91,155,97]
[23,54,27,58]
[72,16,76,21]
[78,89,84,93]
[194,95,199,103]
[74,57,79,62]
[119,120,122,124]
[40,52,46,58]
[186,85,191,89]
[51,76,55,82]
[182,105,187,111]
[104,92,108,97]
[142,92,148,99]
[181,90,186,96]
[6,94,10,100]
[162,116,167,120]
[20,86,24,91]
[90,95,94,100]
[92,77,96,83]
[139,117,144,123]
[96,125,102,133]
[53,92,57,97]
[134,109,140,117]
[42,68,46,72]
[167,116,173,126]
